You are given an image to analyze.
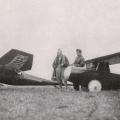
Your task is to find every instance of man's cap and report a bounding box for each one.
[76,49,82,53]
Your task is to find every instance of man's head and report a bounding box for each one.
[76,49,82,56]
[57,48,62,56]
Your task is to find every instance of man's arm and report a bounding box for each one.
[73,57,85,67]
[79,57,85,67]
[52,57,57,69]
[61,56,69,67]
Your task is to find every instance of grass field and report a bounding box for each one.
[0,86,120,120]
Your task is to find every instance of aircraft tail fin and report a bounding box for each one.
[0,49,33,72]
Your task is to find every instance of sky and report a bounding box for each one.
[0,0,120,79]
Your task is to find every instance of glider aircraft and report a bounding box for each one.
[64,52,120,92]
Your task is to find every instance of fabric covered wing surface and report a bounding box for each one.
[85,52,120,65]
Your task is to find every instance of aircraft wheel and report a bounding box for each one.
[88,80,102,92]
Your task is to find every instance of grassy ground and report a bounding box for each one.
[0,86,120,120]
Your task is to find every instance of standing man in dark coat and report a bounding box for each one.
[52,49,69,89]
[73,49,85,67]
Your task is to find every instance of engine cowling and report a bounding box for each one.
[64,66,72,80]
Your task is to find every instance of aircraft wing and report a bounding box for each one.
[17,73,59,85]
[0,49,33,72]
[85,52,120,65]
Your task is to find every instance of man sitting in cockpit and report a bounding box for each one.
[73,49,85,67]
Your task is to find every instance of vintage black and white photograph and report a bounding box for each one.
[0,0,120,120]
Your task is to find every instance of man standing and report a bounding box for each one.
[73,49,85,67]
[52,49,69,89]
[72,49,85,91]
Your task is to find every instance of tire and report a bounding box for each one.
[88,80,102,92]
[73,83,79,91]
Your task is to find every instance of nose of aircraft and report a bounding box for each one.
[64,66,72,80]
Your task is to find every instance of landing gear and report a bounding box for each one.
[73,83,79,91]
[88,80,102,92]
